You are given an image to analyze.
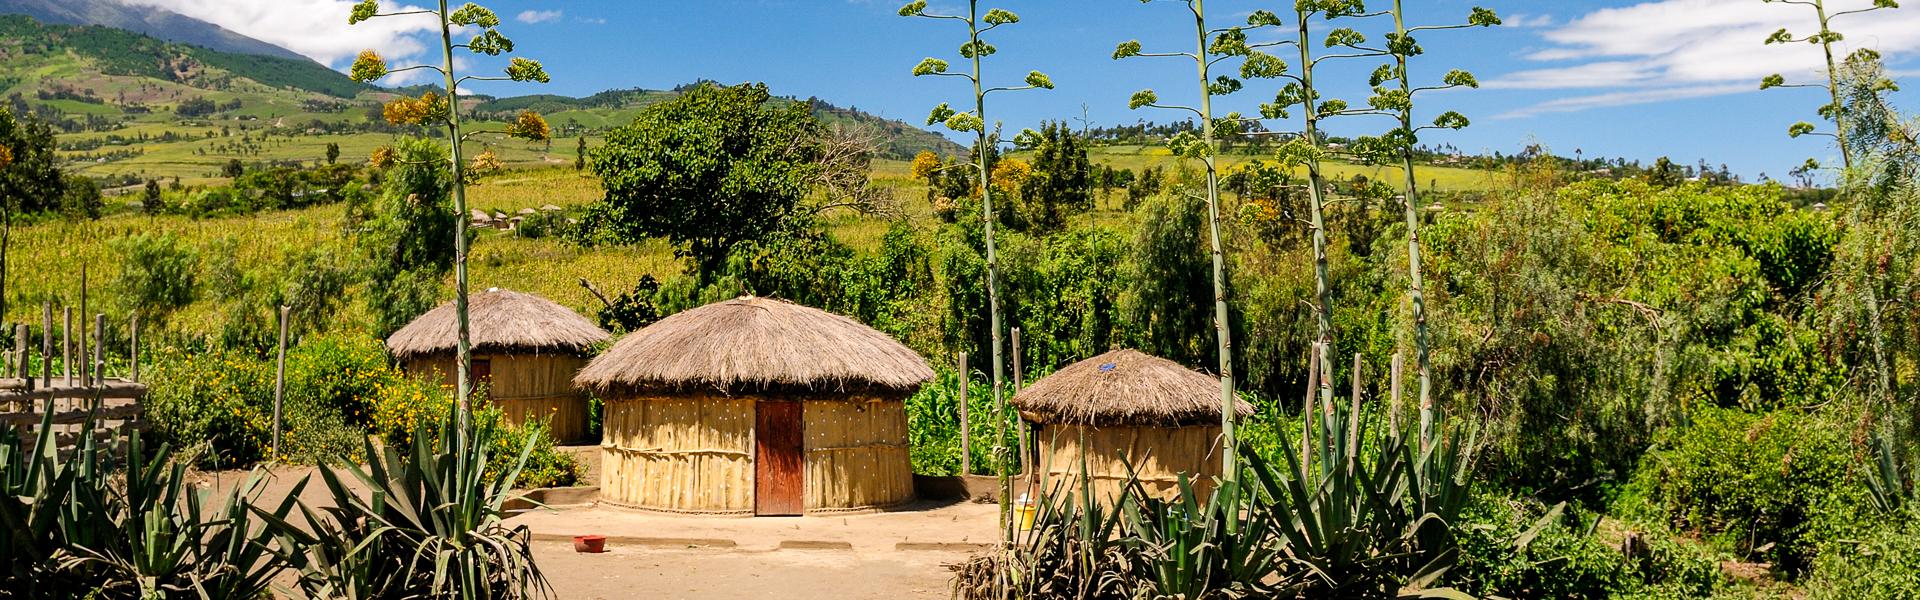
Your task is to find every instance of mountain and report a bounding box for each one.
[0,0,310,62]
[473,87,967,159]
[0,15,365,99]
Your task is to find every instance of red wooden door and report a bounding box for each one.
[754,401,805,516]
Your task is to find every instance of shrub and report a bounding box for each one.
[1623,406,1868,575]
[1453,495,1723,599]
[144,345,274,468]
[1804,507,1920,599]
[110,232,200,327]
[483,410,583,489]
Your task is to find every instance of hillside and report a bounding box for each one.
[473,87,966,159]
[0,0,309,61]
[0,14,968,182]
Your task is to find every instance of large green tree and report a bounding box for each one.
[589,83,824,272]
[1009,122,1091,232]
[0,108,66,321]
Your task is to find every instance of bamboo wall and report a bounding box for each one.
[600,394,756,513]
[599,393,915,515]
[406,353,592,442]
[1033,422,1225,506]
[803,397,914,512]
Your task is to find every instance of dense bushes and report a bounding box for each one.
[1804,507,1920,599]
[1453,495,1724,598]
[1617,406,1868,575]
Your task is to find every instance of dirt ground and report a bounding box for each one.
[533,540,966,599]
[201,460,1002,599]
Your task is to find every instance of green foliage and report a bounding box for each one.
[1009,121,1092,233]
[1121,191,1215,367]
[359,138,456,337]
[261,408,551,599]
[0,108,66,217]
[588,82,824,271]
[1622,406,1868,575]
[1452,495,1724,599]
[0,405,303,597]
[1803,507,1920,600]
[109,232,199,327]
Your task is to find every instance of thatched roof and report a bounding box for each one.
[386,288,609,360]
[1013,349,1253,427]
[574,296,934,395]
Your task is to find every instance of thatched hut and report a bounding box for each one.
[575,296,933,516]
[1013,349,1253,503]
[386,288,609,443]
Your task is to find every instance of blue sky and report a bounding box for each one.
[126,0,1920,179]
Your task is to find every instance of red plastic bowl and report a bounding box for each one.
[573,535,606,553]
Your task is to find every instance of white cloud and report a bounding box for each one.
[516,10,562,24]
[1489,0,1920,115]
[115,0,446,71]
[1502,13,1554,28]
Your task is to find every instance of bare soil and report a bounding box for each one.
[533,541,964,600]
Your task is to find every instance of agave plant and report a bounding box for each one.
[1867,432,1915,516]
[262,405,549,599]
[1118,475,1284,599]
[0,398,300,598]
[1247,400,1476,599]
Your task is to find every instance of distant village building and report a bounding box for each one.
[386,288,609,443]
[576,297,933,516]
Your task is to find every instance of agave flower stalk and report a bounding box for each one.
[1369,2,1500,445]
[900,0,1054,544]
[1114,0,1289,486]
[1760,0,1901,171]
[348,0,553,433]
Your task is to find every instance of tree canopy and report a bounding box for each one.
[588,82,824,270]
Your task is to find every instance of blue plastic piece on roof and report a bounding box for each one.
[1098,363,1117,373]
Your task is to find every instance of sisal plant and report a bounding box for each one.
[386,288,609,443]
[574,296,934,516]
[1014,349,1254,505]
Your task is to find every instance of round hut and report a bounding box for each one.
[1013,349,1254,503]
[386,288,610,443]
[575,296,933,516]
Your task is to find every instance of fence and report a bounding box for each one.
[0,299,147,455]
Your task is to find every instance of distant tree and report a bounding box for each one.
[589,83,823,272]
[574,136,586,171]
[359,138,456,337]
[143,178,164,214]
[223,159,244,178]
[1010,121,1091,232]
[325,142,340,165]
[59,174,101,220]
[349,0,553,414]
[1649,156,1683,187]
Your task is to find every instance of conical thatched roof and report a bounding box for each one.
[1013,349,1253,427]
[386,288,610,360]
[574,296,934,395]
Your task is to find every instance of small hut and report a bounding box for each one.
[386,288,609,443]
[1013,349,1253,503]
[575,296,933,516]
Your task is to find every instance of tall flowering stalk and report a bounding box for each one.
[347,0,551,430]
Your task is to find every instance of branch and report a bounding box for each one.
[1408,23,1476,33]
[927,72,979,83]
[384,64,447,77]
[1830,6,1888,18]
[983,85,1040,95]
[457,76,516,85]
[370,9,436,19]
[1144,103,1206,119]
[1314,51,1387,66]
[1135,51,1200,60]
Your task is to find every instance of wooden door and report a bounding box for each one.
[754,401,805,516]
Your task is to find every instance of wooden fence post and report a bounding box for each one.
[93,314,104,389]
[1011,328,1027,480]
[958,350,970,477]
[79,266,87,389]
[273,306,288,460]
[129,315,139,383]
[62,306,71,388]
[1346,352,1363,475]
[40,303,50,388]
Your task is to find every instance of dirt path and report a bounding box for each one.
[534,541,964,599]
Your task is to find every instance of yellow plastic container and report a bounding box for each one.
[1015,500,1037,530]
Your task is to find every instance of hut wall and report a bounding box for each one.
[1033,423,1225,505]
[405,354,593,442]
[600,394,756,514]
[802,397,913,511]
